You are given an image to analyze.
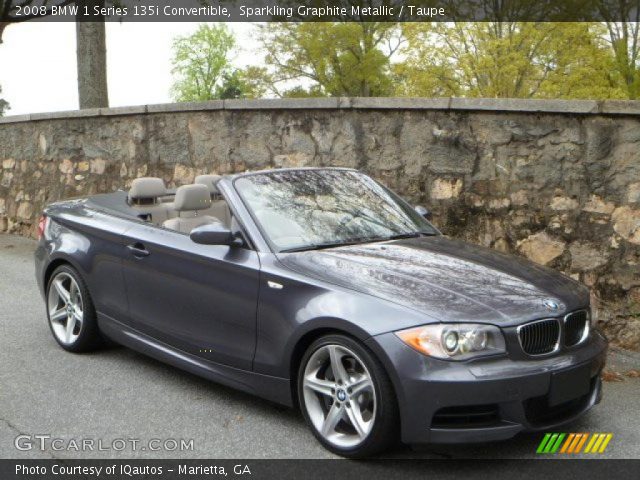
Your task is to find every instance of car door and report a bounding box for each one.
[120,221,260,371]
[58,209,134,327]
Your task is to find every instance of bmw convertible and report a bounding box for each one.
[35,167,607,457]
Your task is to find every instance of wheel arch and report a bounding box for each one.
[43,255,89,293]
[288,325,396,410]
[44,258,75,291]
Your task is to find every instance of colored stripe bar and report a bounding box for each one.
[544,433,559,453]
[584,433,599,453]
[574,433,589,453]
[591,434,606,453]
[538,432,613,454]
[598,434,613,453]
[537,433,552,453]
[550,433,566,453]
[560,433,575,453]
[568,433,583,453]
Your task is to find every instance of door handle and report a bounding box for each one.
[126,242,150,257]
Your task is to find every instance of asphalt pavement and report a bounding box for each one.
[0,233,638,460]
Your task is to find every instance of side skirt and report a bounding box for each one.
[98,313,293,407]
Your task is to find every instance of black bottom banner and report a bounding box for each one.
[1,459,639,480]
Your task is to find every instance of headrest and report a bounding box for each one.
[194,174,221,194]
[129,177,166,200]
[173,184,212,212]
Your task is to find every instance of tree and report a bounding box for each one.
[236,66,269,99]
[0,84,9,115]
[255,22,402,97]
[171,23,235,102]
[76,0,108,108]
[214,68,267,99]
[215,70,244,100]
[0,0,73,43]
[397,22,623,99]
[600,0,640,99]
[1,0,109,109]
[537,23,624,99]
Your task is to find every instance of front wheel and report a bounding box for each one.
[298,334,399,458]
[46,265,103,352]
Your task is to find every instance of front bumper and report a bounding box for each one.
[366,329,608,445]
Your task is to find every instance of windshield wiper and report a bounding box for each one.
[280,232,438,252]
[279,237,375,253]
[383,231,437,240]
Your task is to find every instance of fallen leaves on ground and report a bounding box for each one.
[601,370,625,382]
[602,369,640,381]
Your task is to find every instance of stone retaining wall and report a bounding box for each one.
[0,98,638,348]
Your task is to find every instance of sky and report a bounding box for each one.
[0,22,259,116]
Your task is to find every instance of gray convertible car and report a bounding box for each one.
[35,167,607,457]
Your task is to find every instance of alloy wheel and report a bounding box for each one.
[302,344,376,448]
[47,272,84,345]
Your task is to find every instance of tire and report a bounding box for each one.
[45,264,103,352]
[297,334,399,458]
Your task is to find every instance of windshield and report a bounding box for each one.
[234,169,438,252]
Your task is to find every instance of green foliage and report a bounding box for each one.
[255,22,402,97]
[281,85,326,98]
[171,24,236,102]
[215,70,245,100]
[215,69,268,99]
[252,20,638,101]
[0,84,8,116]
[237,66,270,99]
[173,19,640,101]
[397,22,626,100]
[539,23,626,99]
[603,22,640,99]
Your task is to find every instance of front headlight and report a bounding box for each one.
[395,323,506,360]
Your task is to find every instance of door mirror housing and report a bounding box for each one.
[190,222,238,246]
[414,205,433,221]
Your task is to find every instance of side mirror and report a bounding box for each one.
[414,205,433,221]
[190,222,237,246]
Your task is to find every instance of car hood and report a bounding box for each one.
[276,236,589,326]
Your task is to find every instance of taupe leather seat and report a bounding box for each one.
[194,174,231,227]
[194,174,221,194]
[128,177,172,224]
[163,184,220,233]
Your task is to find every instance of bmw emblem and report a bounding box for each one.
[543,299,559,311]
[336,389,347,402]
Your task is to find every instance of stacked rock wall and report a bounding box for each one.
[1,98,638,347]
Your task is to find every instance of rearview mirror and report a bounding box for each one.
[190,222,236,246]
[414,205,433,221]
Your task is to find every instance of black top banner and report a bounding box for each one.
[3,0,640,22]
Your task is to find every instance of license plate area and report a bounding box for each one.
[548,364,591,406]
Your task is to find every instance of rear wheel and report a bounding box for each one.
[46,265,103,352]
[298,334,399,458]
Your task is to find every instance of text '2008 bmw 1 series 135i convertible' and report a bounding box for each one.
[34,167,607,457]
